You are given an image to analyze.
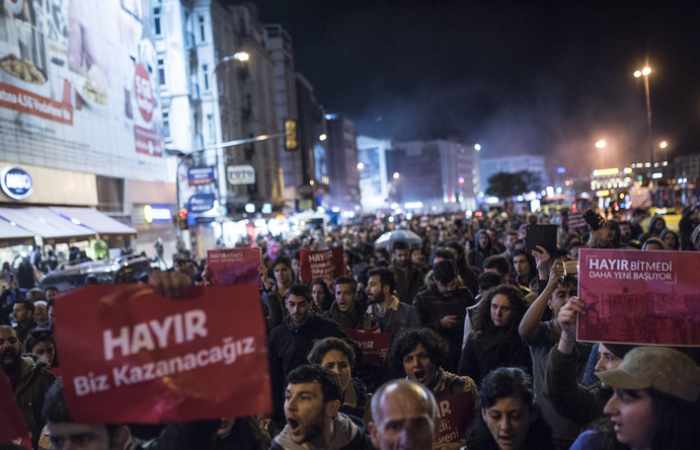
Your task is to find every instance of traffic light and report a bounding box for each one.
[284,118,298,152]
[176,208,189,230]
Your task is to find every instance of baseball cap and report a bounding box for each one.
[597,347,700,402]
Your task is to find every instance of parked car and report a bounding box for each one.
[39,253,152,292]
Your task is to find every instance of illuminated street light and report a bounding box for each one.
[633,63,655,165]
[658,140,668,149]
[392,172,400,180]
[474,143,482,152]
[357,162,365,171]
[233,51,250,62]
[595,139,607,150]
[319,133,327,142]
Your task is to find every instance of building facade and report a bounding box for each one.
[356,136,391,211]
[325,114,360,210]
[264,24,301,206]
[296,74,327,210]
[386,140,479,211]
[479,155,548,194]
[1,0,176,260]
[153,0,281,219]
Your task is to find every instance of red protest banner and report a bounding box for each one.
[0,371,30,446]
[578,248,700,346]
[53,284,271,423]
[207,247,261,286]
[346,328,391,366]
[434,390,476,450]
[299,248,346,284]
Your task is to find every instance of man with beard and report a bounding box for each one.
[263,256,296,329]
[13,300,37,344]
[369,379,438,450]
[389,241,424,304]
[268,285,345,433]
[272,365,372,450]
[0,325,55,447]
[388,328,479,449]
[326,277,364,330]
[363,268,419,335]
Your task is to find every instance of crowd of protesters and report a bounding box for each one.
[1,204,700,450]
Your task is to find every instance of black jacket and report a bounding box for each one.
[459,329,532,385]
[466,407,556,450]
[268,315,345,422]
[414,286,475,371]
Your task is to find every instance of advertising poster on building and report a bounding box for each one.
[54,284,271,423]
[433,390,476,450]
[299,247,345,284]
[578,248,700,346]
[207,247,261,286]
[0,0,163,175]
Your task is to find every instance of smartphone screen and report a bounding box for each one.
[526,224,558,255]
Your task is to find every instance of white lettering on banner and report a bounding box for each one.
[588,257,673,273]
[103,310,208,360]
[73,337,256,397]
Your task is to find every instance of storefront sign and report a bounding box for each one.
[54,284,271,423]
[578,249,700,346]
[227,165,256,185]
[1,166,32,200]
[188,193,215,213]
[143,204,172,224]
[207,247,261,286]
[299,247,346,284]
[188,167,216,186]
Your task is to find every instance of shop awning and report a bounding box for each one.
[0,207,95,241]
[0,217,34,246]
[50,207,137,236]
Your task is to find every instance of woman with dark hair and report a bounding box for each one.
[307,337,369,421]
[458,285,531,384]
[467,367,555,450]
[659,229,680,250]
[310,278,333,313]
[569,347,700,450]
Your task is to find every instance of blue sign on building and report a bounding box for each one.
[188,166,216,186]
[187,193,216,213]
[1,167,33,200]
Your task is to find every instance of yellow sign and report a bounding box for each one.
[592,168,619,178]
[284,119,298,151]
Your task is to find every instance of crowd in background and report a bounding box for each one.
[1,205,700,450]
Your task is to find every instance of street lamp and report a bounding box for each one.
[357,162,365,171]
[392,172,400,180]
[319,133,327,142]
[658,140,668,150]
[233,51,250,62]
[474,143,482,152]
[595,139,607,150]
[633,63,654,165]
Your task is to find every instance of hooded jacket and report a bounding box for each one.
[270,413,372,450]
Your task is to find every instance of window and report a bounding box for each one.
[202,64,209,90]
[207,114,215,143]
[162,110,170,138]
[157,58,166,85]
[153,7,162,36]
[198,15,206,42]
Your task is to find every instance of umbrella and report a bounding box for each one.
[374,229,423,250]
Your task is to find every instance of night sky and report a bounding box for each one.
[244,1,700,175]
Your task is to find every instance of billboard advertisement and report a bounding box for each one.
[0,0,163,172]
